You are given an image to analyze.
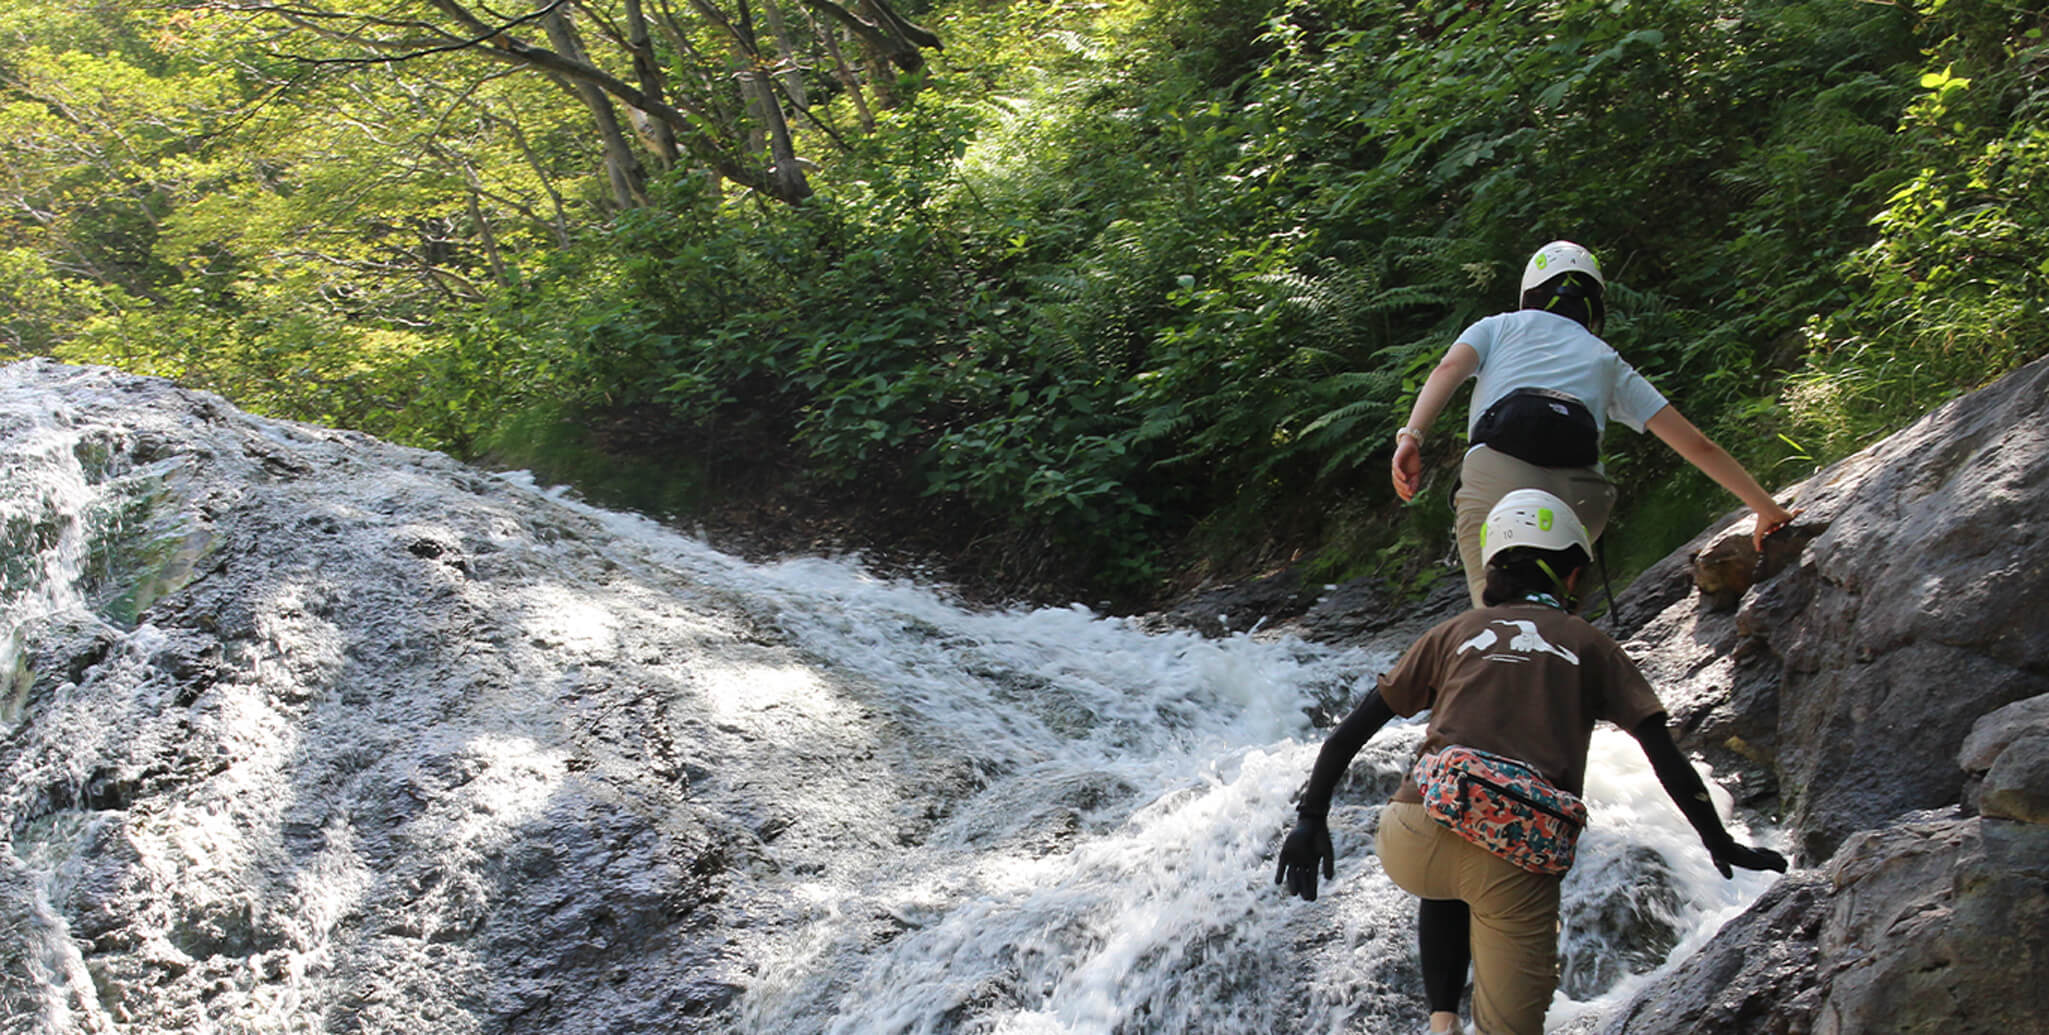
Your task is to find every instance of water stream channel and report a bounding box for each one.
[0,361,1778,1034]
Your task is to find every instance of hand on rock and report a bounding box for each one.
[1712,842,1789,879]
[1752,506,1802,553]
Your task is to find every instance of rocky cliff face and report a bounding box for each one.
[1593,354,2049,1035]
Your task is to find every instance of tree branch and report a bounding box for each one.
[219,0,553,64]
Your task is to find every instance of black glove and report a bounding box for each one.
[1709,842,1789,879]
[1274,814,1336,901]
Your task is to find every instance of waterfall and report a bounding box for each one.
[2,404,93,700]
[0,361,1780,1034]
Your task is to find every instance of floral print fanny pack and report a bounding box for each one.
[1412,746,1588,876]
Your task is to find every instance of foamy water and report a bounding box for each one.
[523,480,1784,1033]
[0,363,1780,1034]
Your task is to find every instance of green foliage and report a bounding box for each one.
[468,400,709,520]
[507,0,1927,591]
[1787,5,2049,457]
[0,248,113,356]
[0,0,619,442]
[11,0,2045,601]
[52,302,448,443]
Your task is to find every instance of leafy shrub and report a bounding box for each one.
[24,0,2031,603]
[490,0,1944,595]
[1787,8,2049,456]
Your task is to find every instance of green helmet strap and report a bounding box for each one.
[1533,556,1579,611]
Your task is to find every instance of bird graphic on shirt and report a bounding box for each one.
[1456,619,1581,665]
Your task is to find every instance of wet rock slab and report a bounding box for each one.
[0,361,950,1033]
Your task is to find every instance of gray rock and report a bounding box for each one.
[1135,564,1468,657]
[1959,692,2049,771]
[1593,870,1829,1035]
[1605,812,2049,1035]
[1757,357,2049,859]
[1607,355,2049,862]
[0,361,955,1034]
[1138,566,1327,639]
[1593,357,2049,1033]
[1979,733,2049,824]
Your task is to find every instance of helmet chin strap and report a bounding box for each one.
[1537,282,1604,335]
[1532,557,1580,611]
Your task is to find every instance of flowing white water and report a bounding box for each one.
[522,484,1784,1034]
[1,407,93,698]
[0,364,1779,1034]
[1,399,122,1032]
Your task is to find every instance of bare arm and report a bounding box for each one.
[1644,405,1795,548]
[1392,342,1480,501]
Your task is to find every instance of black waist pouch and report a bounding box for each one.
[1472,387,1600,467]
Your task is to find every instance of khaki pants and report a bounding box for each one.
[1376,802,1562,1035]
[1454,445,1617,606]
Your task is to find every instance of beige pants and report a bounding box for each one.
[1376,801,1562,1035]
[1454,445,1617,606]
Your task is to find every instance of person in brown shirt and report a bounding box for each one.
[1273,489,1786,1035]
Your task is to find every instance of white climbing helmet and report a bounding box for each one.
[1520,241,1604,294]
[1481,488,1591,566]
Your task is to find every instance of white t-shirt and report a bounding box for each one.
[1459,310,1669,439]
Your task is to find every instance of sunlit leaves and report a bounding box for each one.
[10,0,2045,600]
[1782,0,2049,456]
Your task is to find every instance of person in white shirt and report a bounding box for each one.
[1389,241,1795,605]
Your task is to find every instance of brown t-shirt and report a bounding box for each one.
[1379,601,1666,802]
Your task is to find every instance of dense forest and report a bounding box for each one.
[4,0,2044,605]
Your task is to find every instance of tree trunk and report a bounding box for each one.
[689,0,812,202]
[758,0,809,111]
[540,5,648,208]
[815,16,873,132]
[755,65,810,203]
[622,0,682,170]
[799,0,938,75]
[655,0,809,202]
[465,190,512,289]
[262,0,932,206]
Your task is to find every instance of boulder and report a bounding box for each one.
[1959,693,2049,820]
[1612,355,2049,861]
[1978,733,2049,824]
[1599,355,2049,1034]
[1603,811,2049,1035]
[1755,356,2049,859]
[1588,870,1830,1034]
[1959,692,2049,771]
[1684,518,1816,612]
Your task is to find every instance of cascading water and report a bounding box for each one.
[610,533,1779,1034]
[0,361,1781,1035]
[2,407,93,699]
[1,391,161,1032]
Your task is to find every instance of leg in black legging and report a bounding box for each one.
[1419,897,1471,1015]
